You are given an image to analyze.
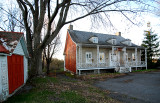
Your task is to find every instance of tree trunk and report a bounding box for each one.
[30,50,43,77]
[46,60,50,75]
[42,53,45,70]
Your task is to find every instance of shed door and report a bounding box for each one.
[7,54,24,94]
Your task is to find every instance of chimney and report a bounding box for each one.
[68,24,73,30]
[116,32,121,36]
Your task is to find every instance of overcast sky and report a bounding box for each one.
[55,13,160,60]
[0,0,160,60]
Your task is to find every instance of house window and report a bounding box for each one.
[122,40,132,46]
[128,41,132,46]
[112,39,116,45]
[99,53,105,63]
[93,37,98,43]
[132,53,135,61]
[89,37,98,43]
[125,53,128,62]
[86,52,92,63]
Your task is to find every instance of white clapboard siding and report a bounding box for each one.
[24,56,28,83]
[13,42,25,55]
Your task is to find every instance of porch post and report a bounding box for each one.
[123,47,126,67]
[145,48,147,70]
[140,50,141,65]
[79,70,81,75]
[135,48,137,70]
[64,55,66,71]
[76,46,78,74]
[81,46,82,67]
[112,46,114,54]
[139,50,142,63]
[112,46,115,67]
[79,45,82,68]
[97,45,100,74]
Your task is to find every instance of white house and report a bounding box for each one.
[64,25,147,75]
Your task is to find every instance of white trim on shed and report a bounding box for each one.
[24,56,28,83]
[13,41,25,55]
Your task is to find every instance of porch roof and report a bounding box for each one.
[68,30,144,49]
[79,44,144,49]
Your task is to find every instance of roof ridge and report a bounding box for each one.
[0,31,23,34]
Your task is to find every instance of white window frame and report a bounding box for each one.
[112,39,116,45]
[99,52,105,63]
[125,53,128,62]
[132,53,135,61]
[93,37,98,43]
[86,52,92,63]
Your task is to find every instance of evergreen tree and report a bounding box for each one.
[141,29,159,68]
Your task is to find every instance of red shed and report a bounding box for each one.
[0,31,29,102]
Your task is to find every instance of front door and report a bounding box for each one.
[109,51,120,66]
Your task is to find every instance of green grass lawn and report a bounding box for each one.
[5,73,120,103]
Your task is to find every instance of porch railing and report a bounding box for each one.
[77,61,146,69]
[126,61,146,67]
[77,62,109,69]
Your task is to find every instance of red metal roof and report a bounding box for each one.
[0,45,9,53]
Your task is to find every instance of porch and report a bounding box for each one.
[76,44,147,75]
[78,61,146,68]
[77,61,146,75]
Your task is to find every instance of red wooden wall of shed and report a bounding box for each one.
[7,54,24,94]
[64,32,76,73]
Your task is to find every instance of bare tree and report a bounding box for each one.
[15,0,158,76]
[0,2,24,32]
[7,6,18,32]
[0,3,5,31]
[44,35,61,75]
[41,16,61,75]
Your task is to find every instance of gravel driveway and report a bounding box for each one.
[95,72,160,103]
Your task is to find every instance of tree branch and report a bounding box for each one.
[24,0,35,15]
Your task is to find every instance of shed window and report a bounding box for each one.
[86,52,92,63]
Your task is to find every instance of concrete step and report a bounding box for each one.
[119,67,130,73]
